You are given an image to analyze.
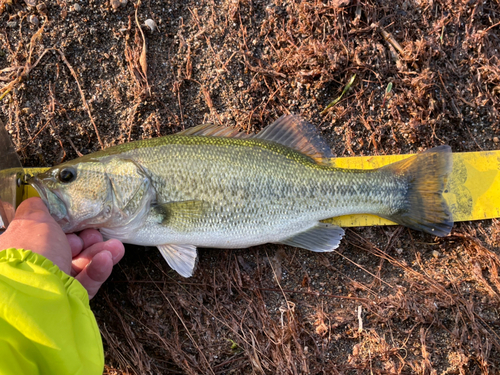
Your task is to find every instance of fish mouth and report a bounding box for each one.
[28,176,70,230]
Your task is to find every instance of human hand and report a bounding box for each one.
[0,197,125,299]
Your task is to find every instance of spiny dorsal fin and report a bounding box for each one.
[176,115,333,165]
[176,123,249,138]
[253,115,334,164]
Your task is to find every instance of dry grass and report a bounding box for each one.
[94,222,500,374]
[1,0,499,373]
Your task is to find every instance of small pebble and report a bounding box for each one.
[28,14,39,26]
[7,21,17,28]
[24,0,36,7]
[36,2,47,14]
[432,250,439,259]
[110,0,121,9]
[493,137,499,143]
[21,107,32,115]
[72,3,81,11]
[144,19,157,32]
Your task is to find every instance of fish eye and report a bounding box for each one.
[58,167,77,183]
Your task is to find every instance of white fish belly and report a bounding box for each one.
[116,216,320,249]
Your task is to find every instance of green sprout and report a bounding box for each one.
[226,338,242,354]
[382,82,393,107]
[321,74,356,115]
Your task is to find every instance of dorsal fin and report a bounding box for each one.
[176,123,249,138]
[253,115,334,164]
[175,115,333,165]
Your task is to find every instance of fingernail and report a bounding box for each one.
[104,240,123,261]
[101,250,113,260]
[86,251,112,269]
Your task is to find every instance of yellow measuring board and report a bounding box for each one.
[21,150,500,227]
[326,150,500,227]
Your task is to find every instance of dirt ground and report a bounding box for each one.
[1,0,500,373]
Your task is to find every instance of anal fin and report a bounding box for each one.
[157,244,198,277]
[277,223,345,252]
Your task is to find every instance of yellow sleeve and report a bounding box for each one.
[0,248,104,375]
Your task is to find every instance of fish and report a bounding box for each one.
[29,115,453,277]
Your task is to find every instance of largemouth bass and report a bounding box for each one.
[30,115,453,277]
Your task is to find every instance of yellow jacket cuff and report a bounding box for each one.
[0,248,104,375]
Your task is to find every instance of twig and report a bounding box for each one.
[333,248,395,290]
[257,287,372,302]
[201,85,223,125]
[265,249,294,328]
[151,277,216,375]
[358,305,363,333]
[0,26,47,101]
[111,278,373,303]
[127,102,140,142]
[19,115,54,151]
[67,137,83,157]
[173,81,184,127]
[373,23,405,57]
[135,0,150,95]
[149,258,275,366]
[56,49,104,149]
[241,51,286,79]
[481,20,500,34]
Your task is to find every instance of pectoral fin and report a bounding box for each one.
[152,200,209,227]
[157,244,198,277]
[278,223,345,252]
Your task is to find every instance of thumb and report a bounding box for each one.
[12,197,51,223]
[1,197,72,275]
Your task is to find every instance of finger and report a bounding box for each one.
[68,229,102,260]
[75,251,113,299]
[71,239,125,275]
[66,234,84,258]
[79,229,103,249]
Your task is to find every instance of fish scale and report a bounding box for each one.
[30,115,452,277]
[97,140,408,243]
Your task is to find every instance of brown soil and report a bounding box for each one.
[1,0,500,373]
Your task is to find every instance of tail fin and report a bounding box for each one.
[382,145,453,236]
